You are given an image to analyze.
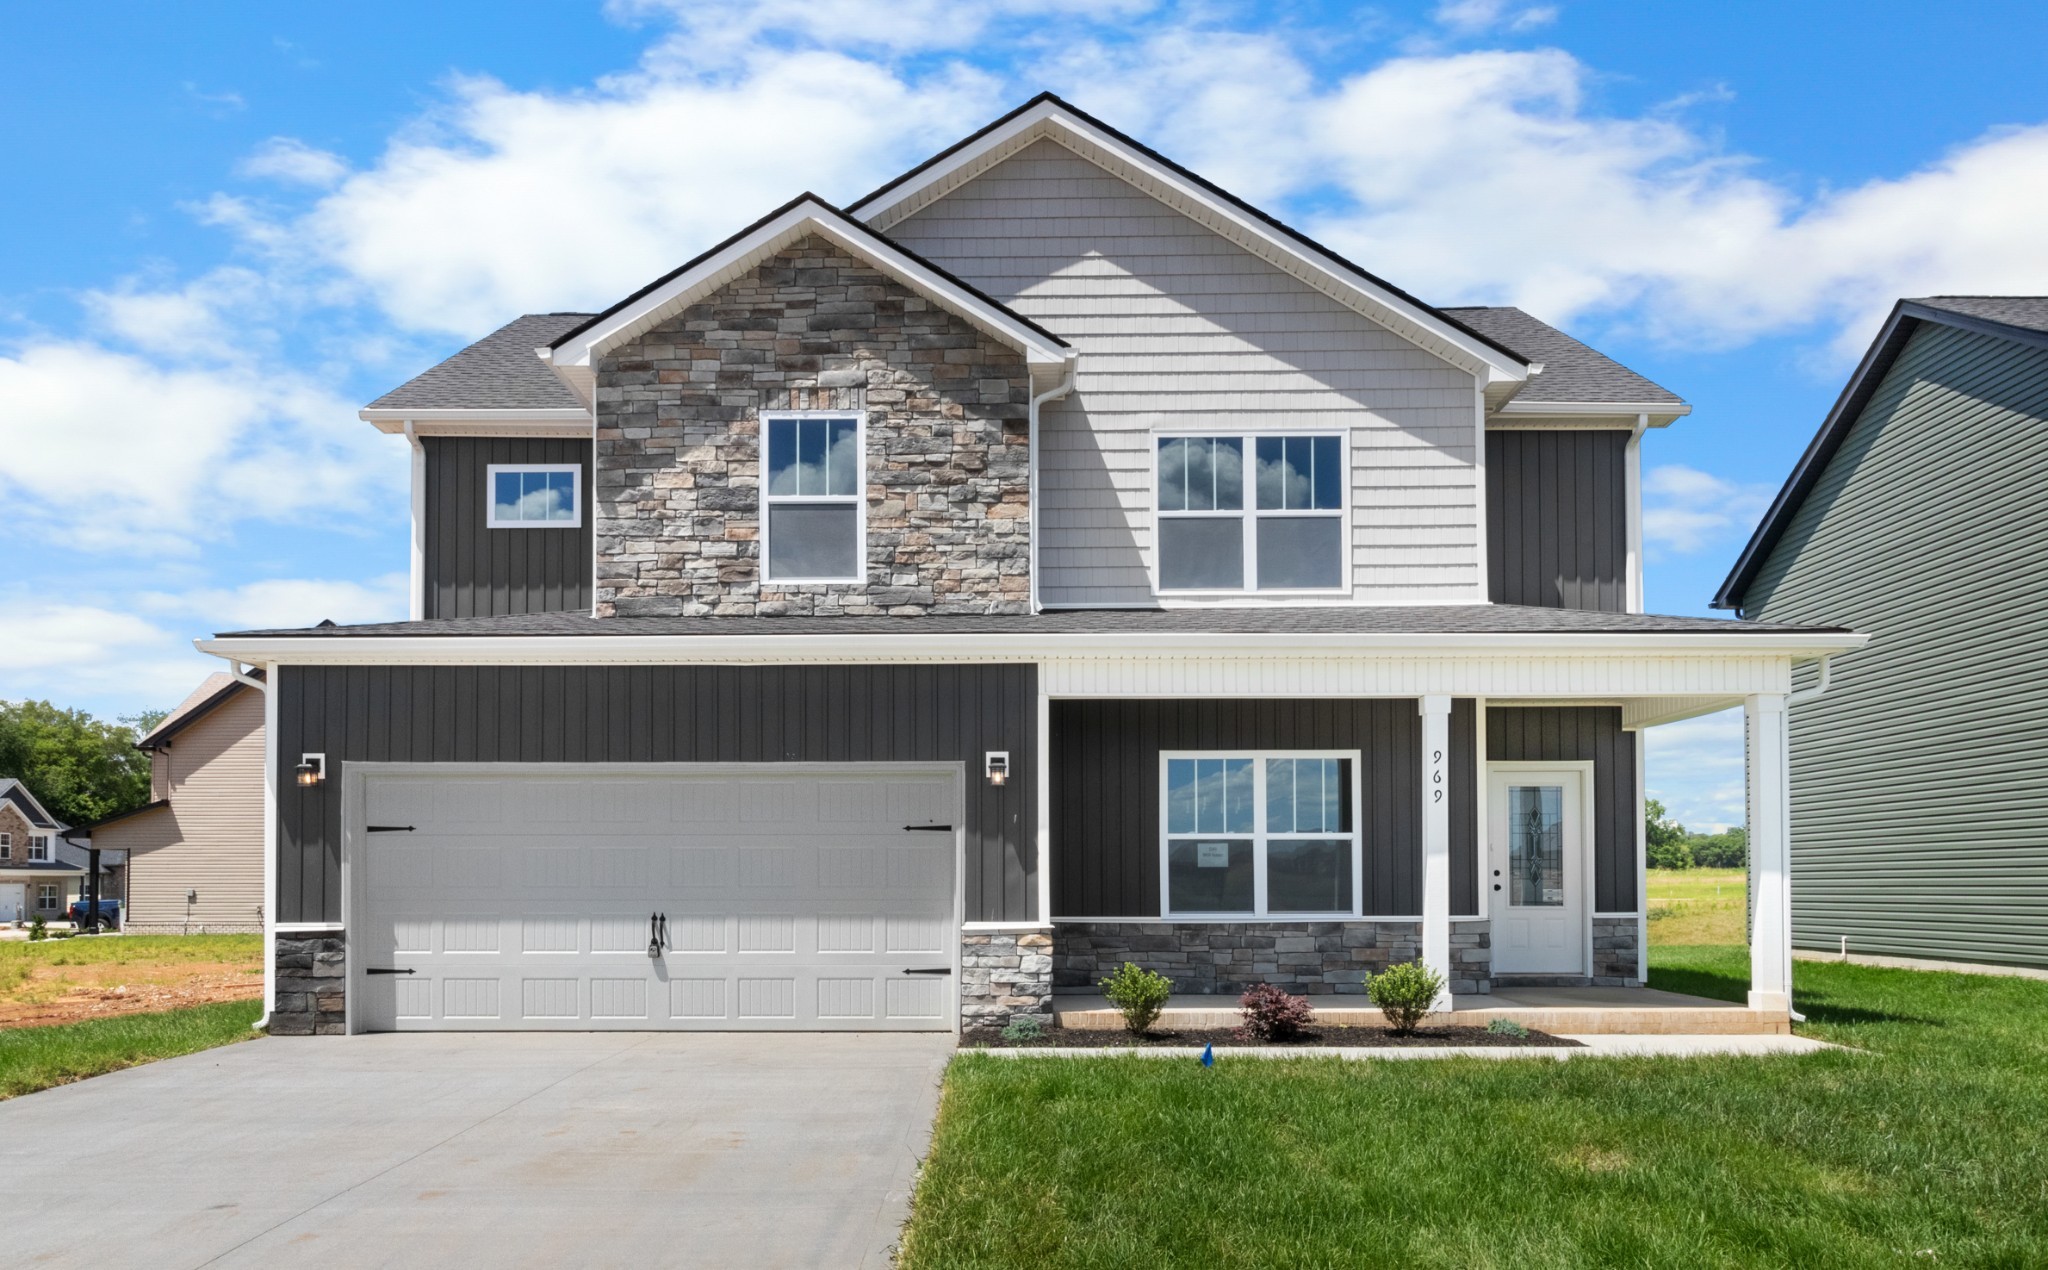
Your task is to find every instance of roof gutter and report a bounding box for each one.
[1027,365,1077,614]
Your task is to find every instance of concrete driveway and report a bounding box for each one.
[2,1032,953,1268]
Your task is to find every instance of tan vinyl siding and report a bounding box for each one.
[97,686,265,933]
[887,140,1481,607]
[1745,322,2048,968]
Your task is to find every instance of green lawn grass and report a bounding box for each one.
[902,949,2048,1268]
[1645,867,1747,946]
[0,998,262,1100]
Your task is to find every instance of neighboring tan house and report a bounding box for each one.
[197,94,1860,1037]
[0,779,97,923]
[1715,297,2048,971]
[76,674,266,934]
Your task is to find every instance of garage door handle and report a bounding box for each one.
[903,824,953,832]
[366,968,415,975]
[903,968,952,976]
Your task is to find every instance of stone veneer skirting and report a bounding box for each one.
[1054,921,1493,997]
[960,931,1053,1035]
[1592,916,1643,987]
[270,931,345,1036]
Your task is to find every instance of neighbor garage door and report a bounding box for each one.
[349,766,959,1032]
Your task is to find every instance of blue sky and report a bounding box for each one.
[5,0,2047,829]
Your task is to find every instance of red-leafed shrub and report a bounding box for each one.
[1238,983,1315,1042]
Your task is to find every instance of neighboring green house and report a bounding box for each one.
[1716,297,2048,970]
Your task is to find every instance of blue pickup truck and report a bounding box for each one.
[68,898,121,928]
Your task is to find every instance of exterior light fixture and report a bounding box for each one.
[296,753,326,787]
[985,751,1010,786]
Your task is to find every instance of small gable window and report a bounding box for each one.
[487,464,581,528]
[0,832,10,861]
[762,414,864,583]
[27,835,51,864]
[1157,433,1345,593]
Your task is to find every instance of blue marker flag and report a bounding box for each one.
[1200,1044,1214,1068]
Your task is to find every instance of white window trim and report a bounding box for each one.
[485,463,583,530]
[0,831,10,862]
[26,835,51,864]
[1150,427,1352,599]
[1158,749,1363,919]
[758,411,868,585]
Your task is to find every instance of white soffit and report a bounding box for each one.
[854,102,1531,386]
[546,198,1071,372]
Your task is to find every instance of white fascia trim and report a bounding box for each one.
[855,104,1527,386]
[551,200,1070,372]
[196,629,1869,667]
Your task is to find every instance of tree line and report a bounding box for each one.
[0,700,167,828]
[1645,798,1747,870]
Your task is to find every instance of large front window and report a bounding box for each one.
[1157,433,1345,592]
[763,414,863,582]
[1162,752,1358,916]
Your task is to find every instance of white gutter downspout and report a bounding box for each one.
[216,658,276,1032]
[1777,652,1834,1022]
[404,420,426,622]
[1625,412,1648,614]
[1027,367,1077,614]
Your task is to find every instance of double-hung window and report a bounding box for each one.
[1157,433,1345,592]
[35,884,57,912]
[762,414,864,582]
[1162,752,1359,916]
[486,464,581,528]
[26,835,51,864]
[0,832,9,861]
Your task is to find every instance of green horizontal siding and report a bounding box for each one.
[1747,322,2048,968]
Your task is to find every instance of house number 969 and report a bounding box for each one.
[1431,749,1445,803]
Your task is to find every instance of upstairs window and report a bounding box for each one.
[0,832,9,861]
[487,464,581,528]
[27,835,51,864]
[762,414,864,582]
[1157,433,1345,593]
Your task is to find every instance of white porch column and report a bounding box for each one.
[1418,694,1453,1009]
[1745,692,1793,1013]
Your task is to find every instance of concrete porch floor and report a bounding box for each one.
[1054,986,1789,1036]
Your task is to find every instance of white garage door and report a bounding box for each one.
[350,766,959,1032]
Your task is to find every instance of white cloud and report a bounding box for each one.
[1644,707,1745,831]
[1433,0,1558,35]
[0,600,204,709]
[1642,463,1773,555]
[138,573,409,632]
[0,342,398,553]
[239,137,350,188]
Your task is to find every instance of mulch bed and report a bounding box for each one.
[964,1024,1582,1049]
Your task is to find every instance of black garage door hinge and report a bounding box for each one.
[366,825,416,833]
[903,967,953,976]
[903,824,953,832]
[366,968,415,975]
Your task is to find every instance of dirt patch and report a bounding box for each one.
[0,961,263,1030]
[963,1024,1581,1049]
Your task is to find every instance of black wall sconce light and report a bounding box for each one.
[985,751,1010,786]
[295,753,326,788]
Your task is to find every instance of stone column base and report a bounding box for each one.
[271,931,346,1035]
[960,930,1052,1036]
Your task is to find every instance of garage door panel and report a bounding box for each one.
[355,769,958,1033]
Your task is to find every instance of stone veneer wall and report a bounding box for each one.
[593,235,1033,617]
[1592,916,1642,987]
[960,931,1053,1035]
[270,932,345,1036]
[1054,921,1493,997]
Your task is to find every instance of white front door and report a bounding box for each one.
[1487,766,1589,976]
[350,766,961,1033]
[0,883,21,923]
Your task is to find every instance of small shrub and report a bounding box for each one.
[1485,1017,1530,1038]
[27,916,47,942]
[1365,960,1445,1035]
[1237,983,1315,1042]
[1099,963,1173,1035]
[1000,1014,1048,1044]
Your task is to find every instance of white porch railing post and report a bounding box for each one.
[1419,694,1453,1010]
[1745,692,1792,1013]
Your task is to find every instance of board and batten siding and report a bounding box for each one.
[1744,322,2048,968]
[424,436,594,618]
[1487,706,1638,914]
[97,685,266,933]
[273,664,1037,926]
[1049,698,1480,919]
[885,140,1483,607]
[1486,429,1629,611]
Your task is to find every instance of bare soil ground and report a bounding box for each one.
[0,935,263,1029]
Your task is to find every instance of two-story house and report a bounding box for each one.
[199,95,1860,1037]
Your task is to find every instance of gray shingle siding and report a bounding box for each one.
[367,314,592,411]
[1745,321,2048,969]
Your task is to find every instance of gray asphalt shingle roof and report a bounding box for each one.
[1440,307,1683,406]
[1908,296,2048,336]
[218,605,1842,639]
[365,313,592,411]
